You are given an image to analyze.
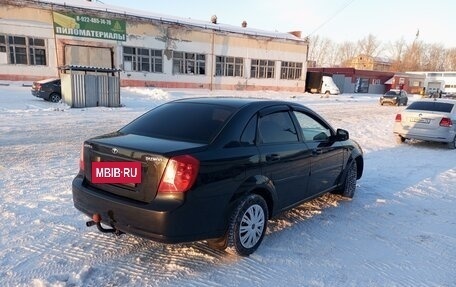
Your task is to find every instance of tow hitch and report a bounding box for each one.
[86,213,124,236]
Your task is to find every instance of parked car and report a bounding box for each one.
[380,89,408,106]
[72,98,364,256]
[31,78,61,102]
[394,99,456,149]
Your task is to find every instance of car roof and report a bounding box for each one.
[413,99,456,104]
[171,97,302,110]
[35,78,60,84]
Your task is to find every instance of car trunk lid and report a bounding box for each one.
[399,110,452,131]
[81,133,206,203]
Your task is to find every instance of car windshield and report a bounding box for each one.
[406,101,454,113]
[120,102,236,143]
[385,91,399,96]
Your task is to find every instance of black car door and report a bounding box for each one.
[291,110,345,196]
[257,106,312,210]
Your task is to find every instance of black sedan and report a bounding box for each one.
[31,78,61,102]
[72,98,364,256]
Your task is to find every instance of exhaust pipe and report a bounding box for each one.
[86,213,124,236]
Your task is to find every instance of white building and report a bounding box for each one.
[407,71,456,94]
[0,0,309,92]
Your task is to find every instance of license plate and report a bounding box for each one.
[409,117,430,124]
[91,161,142,184]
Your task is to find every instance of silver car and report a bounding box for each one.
[394,99,456,149]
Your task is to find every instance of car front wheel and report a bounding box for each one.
[341,161,357,198]
[228,194,268,256]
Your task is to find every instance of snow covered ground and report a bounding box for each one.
[0,83,455,287]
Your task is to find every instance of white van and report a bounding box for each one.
[322,76,340,95]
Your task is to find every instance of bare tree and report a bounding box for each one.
[337,41,359,66]
[307,35,335,67]
[357,34,383,57]
[444,48,456,70]
[310,33,456,71]
[401,40,424,71]
[421,43,446,71]
[323,44,340,67]
[386,38,407,71]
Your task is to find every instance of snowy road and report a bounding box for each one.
[0,85,455,286]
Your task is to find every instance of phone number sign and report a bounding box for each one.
[53,12,126,41]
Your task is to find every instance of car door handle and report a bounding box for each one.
[266,154,280,162]
[312,149,323,155]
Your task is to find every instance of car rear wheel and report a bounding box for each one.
[49,93,61,103]
[395,135,406,144]
[227,194,268,256]
[448,136,456,149]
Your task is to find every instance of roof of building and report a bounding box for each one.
[30,0,305,42]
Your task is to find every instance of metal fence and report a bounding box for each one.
[61,73,120,108]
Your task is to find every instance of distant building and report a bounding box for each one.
[344,55,392,72]
[308,67,425,94]
[407,71,456,94]
[0,0,309,92]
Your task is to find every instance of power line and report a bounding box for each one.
[306,0,356,38]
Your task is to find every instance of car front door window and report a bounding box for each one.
[293,111,331,141]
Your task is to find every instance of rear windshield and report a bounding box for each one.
[120,102,236,143]
[406,101,454,113]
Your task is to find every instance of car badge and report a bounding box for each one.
[111,148,119,155]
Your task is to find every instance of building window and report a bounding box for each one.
[9,36,27,64]
[173,51,206,75]
[0,35,6,53]
[250,59,275,79]
[3,35,47,65]
[280,61,302,80]
[29,38,46,65]
[123,46,163,73]
[215,56,244,77]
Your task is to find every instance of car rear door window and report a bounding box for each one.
[240,115,257,146]
[258,112,298,144]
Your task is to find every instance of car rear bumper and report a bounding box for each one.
[394,128,455,143]
[72,175,228,243]
[31,90,49,100]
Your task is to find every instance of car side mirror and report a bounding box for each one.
[333,128,349,141]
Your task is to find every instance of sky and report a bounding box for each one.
[101,0,456,48]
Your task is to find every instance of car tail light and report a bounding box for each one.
[158,155,199,193]
[395,114,402,122]
[34,83,41,90]
[439,117,453,127]
[79,145,85,171]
